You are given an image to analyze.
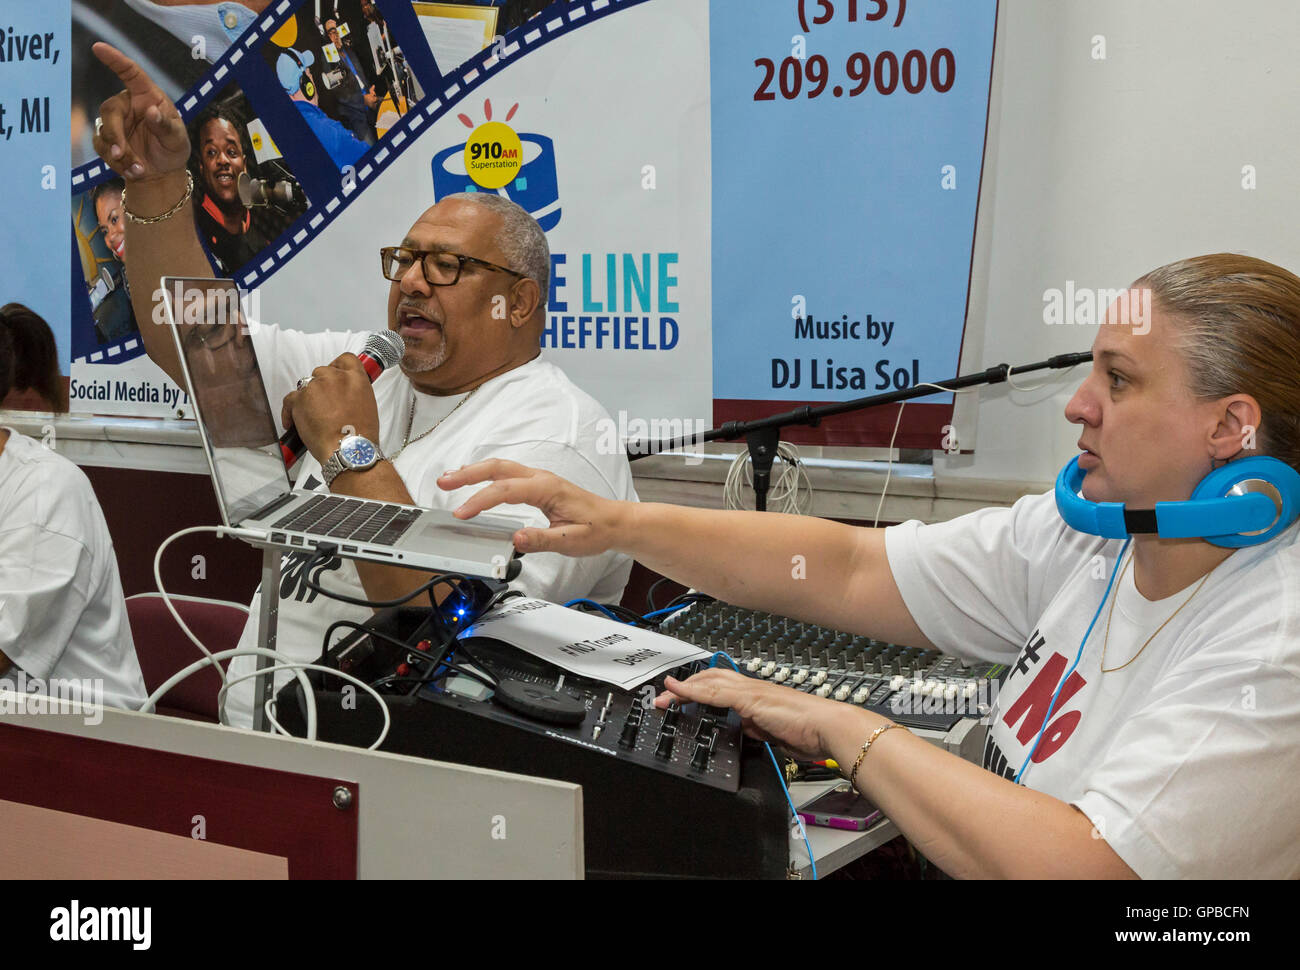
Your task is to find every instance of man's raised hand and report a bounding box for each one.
[91,42,191,180]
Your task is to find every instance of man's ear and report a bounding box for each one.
[509,278,542,330]
[1209,394,1263,460]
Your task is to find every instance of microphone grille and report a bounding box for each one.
[364,329,406,369]
[237,171,257,207]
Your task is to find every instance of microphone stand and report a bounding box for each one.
[625,352,1093,512]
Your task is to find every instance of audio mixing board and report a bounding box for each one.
[656,600,1005,760]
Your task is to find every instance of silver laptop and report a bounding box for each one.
[161,276,524,581]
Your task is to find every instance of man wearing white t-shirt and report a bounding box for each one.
[0,328,148,711]
[92,44,637,728]
[217,203,637,724]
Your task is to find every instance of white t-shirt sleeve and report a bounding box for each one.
[0,524,95,679]
[249,324,363,437]
[884,491,1097,664]
[1072,653,1300,879]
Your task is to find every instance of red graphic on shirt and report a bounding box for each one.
[1002,652,1087,763]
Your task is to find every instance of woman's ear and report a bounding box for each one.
[1209,394,1263,461]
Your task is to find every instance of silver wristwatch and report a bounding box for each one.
[322,434,385,488]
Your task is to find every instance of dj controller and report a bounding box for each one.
[276,607,792,879]
[277,599,1004,878]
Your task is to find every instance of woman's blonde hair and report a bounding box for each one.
[1135,253,1300,470]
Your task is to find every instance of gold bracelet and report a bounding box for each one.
[121,171,194,225]
[848,723,907,794]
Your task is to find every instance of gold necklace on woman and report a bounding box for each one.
[391,386,478,460]
[1099,552,1222,673]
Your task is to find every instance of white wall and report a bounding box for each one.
[945,0,1300,489]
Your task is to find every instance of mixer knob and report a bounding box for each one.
[662,703,681,728]
[833,684,852,701]
[812,670,828,686]
[814,684,833,697]
[690,741,711,770]
[791,669,809,685]
[852,687,871,704]
[655,731,676,760]
[619,719,640,748]
[745,657,762,673]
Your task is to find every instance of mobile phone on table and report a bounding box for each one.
[796,783,883,831]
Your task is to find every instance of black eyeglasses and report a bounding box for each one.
[380,246,527,286]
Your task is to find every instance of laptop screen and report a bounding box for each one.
[163,277,291,526]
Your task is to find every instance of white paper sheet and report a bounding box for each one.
[418,14,489,75]
[459,598,710,690]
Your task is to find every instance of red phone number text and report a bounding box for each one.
[754,49,954,102]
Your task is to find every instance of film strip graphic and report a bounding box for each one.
[70,0,304,366]
[70,0,299,188]
[70,0,649,366]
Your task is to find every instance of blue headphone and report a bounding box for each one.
[1055,454,1300,548]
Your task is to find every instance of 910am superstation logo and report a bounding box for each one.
[435,101,681,357]
[463,120,522,189]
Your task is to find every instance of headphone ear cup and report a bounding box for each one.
[1192,456,1300,547]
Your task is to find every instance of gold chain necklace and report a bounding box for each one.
[1099,552,1221,673]
[391,386,478,460]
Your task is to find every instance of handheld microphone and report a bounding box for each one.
[279,329,405,469]
[88,264,122,312]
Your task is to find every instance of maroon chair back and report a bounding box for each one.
[127,593,246,722]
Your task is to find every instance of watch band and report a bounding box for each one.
[321,450,347,488]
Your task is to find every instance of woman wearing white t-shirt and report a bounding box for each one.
[440,253,1300,879]
[0,317,148,710]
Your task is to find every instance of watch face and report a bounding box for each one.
[339,435,377,468]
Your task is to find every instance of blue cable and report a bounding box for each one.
[708,650,818,880]
[642,603,690,622]
[563,598,630,624]
[1013,536,1131,784]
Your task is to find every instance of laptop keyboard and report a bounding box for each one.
[270,494,422,545]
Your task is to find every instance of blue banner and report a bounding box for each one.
[710,0,996,446]
[1,2,71,359]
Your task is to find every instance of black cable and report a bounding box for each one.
[646,576,676,614]
[451,640,505,685]
[320,618,426,660]
[302,543,471,610]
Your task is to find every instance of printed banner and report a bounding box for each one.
[710,0,997,446]
[39,0,994,448]
[1,1,71,373]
